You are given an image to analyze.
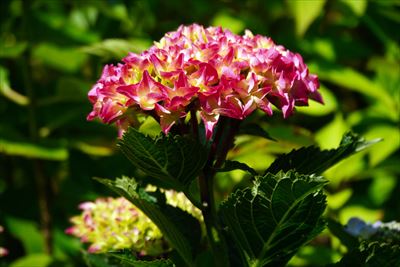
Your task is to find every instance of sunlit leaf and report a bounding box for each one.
[315,114,347,149]
[0,65,29,106]
[341,0,367,16]
[368,172,397,206]
[288,0,326,36]
[364,125,400,166]
[228,135,275,171]
[32,43,87,72]
[0,138,68,161]
[81,39,151,59]
[327,188,353,210]
[300,39,336,61]
[139,116,162,137]
[309,62,395,111]
[5,217,46,254]
[0,42,27,58]
[323,152,366,187]
[70,141,114,157]
[10,254,52,267]
[212,12,245,34]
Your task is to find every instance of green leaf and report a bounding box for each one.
[5,217,46,254]
[217,160,258,176]
[368,172,397,206]
[81,39,151,60]
[265,132,379,175]
[219,171,327,267]
[84,251,175,267]
[0,42,27,58]
[0,65,29,106]
[288,0,326,36]
[211,12,245,34]
[10,254,52,267]
[315,114,347,149]
[0,138,68,161]
[32,43,87,73]
[341,0,367,17]
[309,62,396,112]
[326,188,352,210]
[118,128,207,190]
[333,241,400,266]
[96,176,200,267]
[364,125,400,166]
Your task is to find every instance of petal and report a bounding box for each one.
[200,111,220,140]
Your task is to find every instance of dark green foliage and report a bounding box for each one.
[219,172,327,267]
[84,250,175,267]
[119,128,207,190]
[332,242,400,267]
[266,132,380,175]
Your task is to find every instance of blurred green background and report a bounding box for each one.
[0,0,399,266]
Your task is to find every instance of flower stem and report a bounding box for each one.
[199,170,228,267]
[198,117,241,266]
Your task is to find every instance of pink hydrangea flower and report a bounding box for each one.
[88,24,322,138]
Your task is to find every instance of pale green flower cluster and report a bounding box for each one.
[66,197,164,254]
[66,189,203,254]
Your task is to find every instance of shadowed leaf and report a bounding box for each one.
[118,128,207,190]
[266,132,380,175]
[220,171,327,267]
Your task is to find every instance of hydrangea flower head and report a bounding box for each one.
[66,191,202,254]
[65,197,164,254]
[88,24,321,138]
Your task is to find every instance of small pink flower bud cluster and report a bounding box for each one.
[88,24,321,138]
[65,197,164,255]
[0,225,8,257]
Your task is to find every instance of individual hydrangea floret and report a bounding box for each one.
[87,24,322,138]
[65,197,164,255]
